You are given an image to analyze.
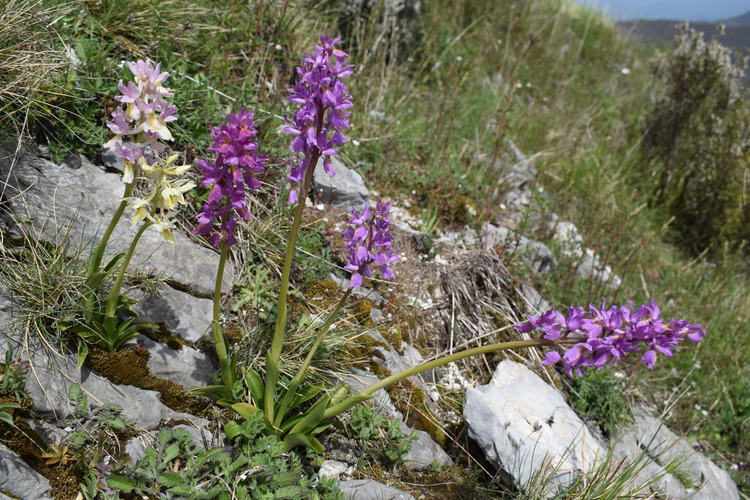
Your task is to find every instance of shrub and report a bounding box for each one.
[642,24,750,253]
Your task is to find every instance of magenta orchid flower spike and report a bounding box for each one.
[194,108,266,247]
[515,299,706,377]
[342,200,399,288]
[283,35,354,204]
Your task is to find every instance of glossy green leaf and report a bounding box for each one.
[283,432,323,453]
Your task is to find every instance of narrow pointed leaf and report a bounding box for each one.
[283,432,323,453]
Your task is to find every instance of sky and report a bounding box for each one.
[572,0,749,22]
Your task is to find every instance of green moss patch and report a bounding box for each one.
[87,346,211,417]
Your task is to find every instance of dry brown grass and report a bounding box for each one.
[0,0,68,139]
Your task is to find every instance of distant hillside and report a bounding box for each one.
[618,20,750,50]
[721,9,750,26]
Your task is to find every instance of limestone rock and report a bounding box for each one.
[319,459,352,481]
[483,225,557,274]
[464,360,606,493]
[404,429,452,470]
[0,444,52,500]
[576,248,622,289]
[130,285,213,343]
[140,336,215,390]
[337,479,416,500]
[614,408,740,500]
[0,143,229,296]
[312,157,369,211]
[24,349,204,430]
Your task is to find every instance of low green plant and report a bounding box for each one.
[232,261,278,323]
[0,402,21,427]
[349,404,418,469]
[516,436,671,500]
[61,384,128,497]
[569,367,632,437]
[108,414,343,499]
[0,343,29,403]
[68,60,201,362]
[419,207,440,237]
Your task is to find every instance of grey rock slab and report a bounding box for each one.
[437,226,479,248]
[313,157,369,211]
[0,296,22,355]
[336,369,402,423]
[464,360,606,494]
[520,284,551,314]
[139,336,215,390]
[483,225,557,275]
[612,419,689,499]
[552,220,585,259]
[25,349,204,430]
[125,434,150,464]
[614,407,740,500]
[337,479,416,500]
[366,330,440,415]
[0,444,52,500]
[0,143,229,296]
[404,429,452,470]
[130,284,213,343]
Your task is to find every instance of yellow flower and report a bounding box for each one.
[151,216,177,244]
[128,198,151,224]
[122,161,136,184]
[142,111,174,141]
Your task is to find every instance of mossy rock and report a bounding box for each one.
[389,380,447,447]
[87,346,211,417]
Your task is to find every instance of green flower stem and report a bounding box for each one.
[304,287,353,365]
[87,182,134,276]
[274,287,353,428]
[104,219,151,319]
[84,182,134,316]
[267,152,320,423]
[322,338,559,419]
[270,152,321,362]
[213,242,234,390]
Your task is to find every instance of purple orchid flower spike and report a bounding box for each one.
[514,299,706,377]
[194,108,267,247]
[342,199,400,289]
[283,35,354,205]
